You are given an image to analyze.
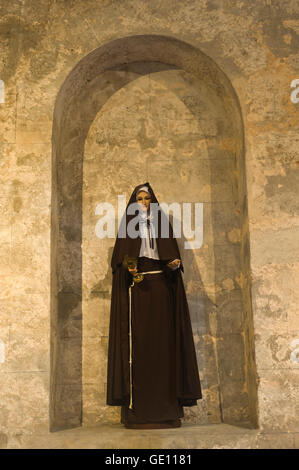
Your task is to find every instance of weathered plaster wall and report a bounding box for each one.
[0,0,298,447]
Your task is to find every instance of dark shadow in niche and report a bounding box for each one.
[50,34,258,431]
[90,247,114,300]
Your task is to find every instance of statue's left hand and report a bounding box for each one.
[167,259,181,269]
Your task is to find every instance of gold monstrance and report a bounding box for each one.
[122,255,144,283]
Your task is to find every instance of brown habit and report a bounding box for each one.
[106,182,202,428]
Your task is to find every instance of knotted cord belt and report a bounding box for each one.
[128,269,163,410]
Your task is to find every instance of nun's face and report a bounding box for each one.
[136,191,151,212]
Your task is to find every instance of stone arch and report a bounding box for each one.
[50,34,258,431]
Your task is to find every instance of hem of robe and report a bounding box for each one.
[178,397,202,406]
[107,397,202,406]
[124,419,181,429]
[121,397,185,427]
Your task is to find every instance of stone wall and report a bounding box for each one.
[0,0,298,444]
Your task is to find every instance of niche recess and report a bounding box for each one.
[50,35,258,431]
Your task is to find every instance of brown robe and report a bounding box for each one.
[106,183,202,428]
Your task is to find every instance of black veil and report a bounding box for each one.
[111,182,183,274]
[107,181,202,407]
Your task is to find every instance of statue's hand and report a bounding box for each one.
[167,259,181,269]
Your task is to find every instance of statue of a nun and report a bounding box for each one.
[106,182,202,429]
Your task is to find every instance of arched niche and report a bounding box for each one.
[50,34,258,431]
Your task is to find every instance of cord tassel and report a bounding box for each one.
[128,279,134,409]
